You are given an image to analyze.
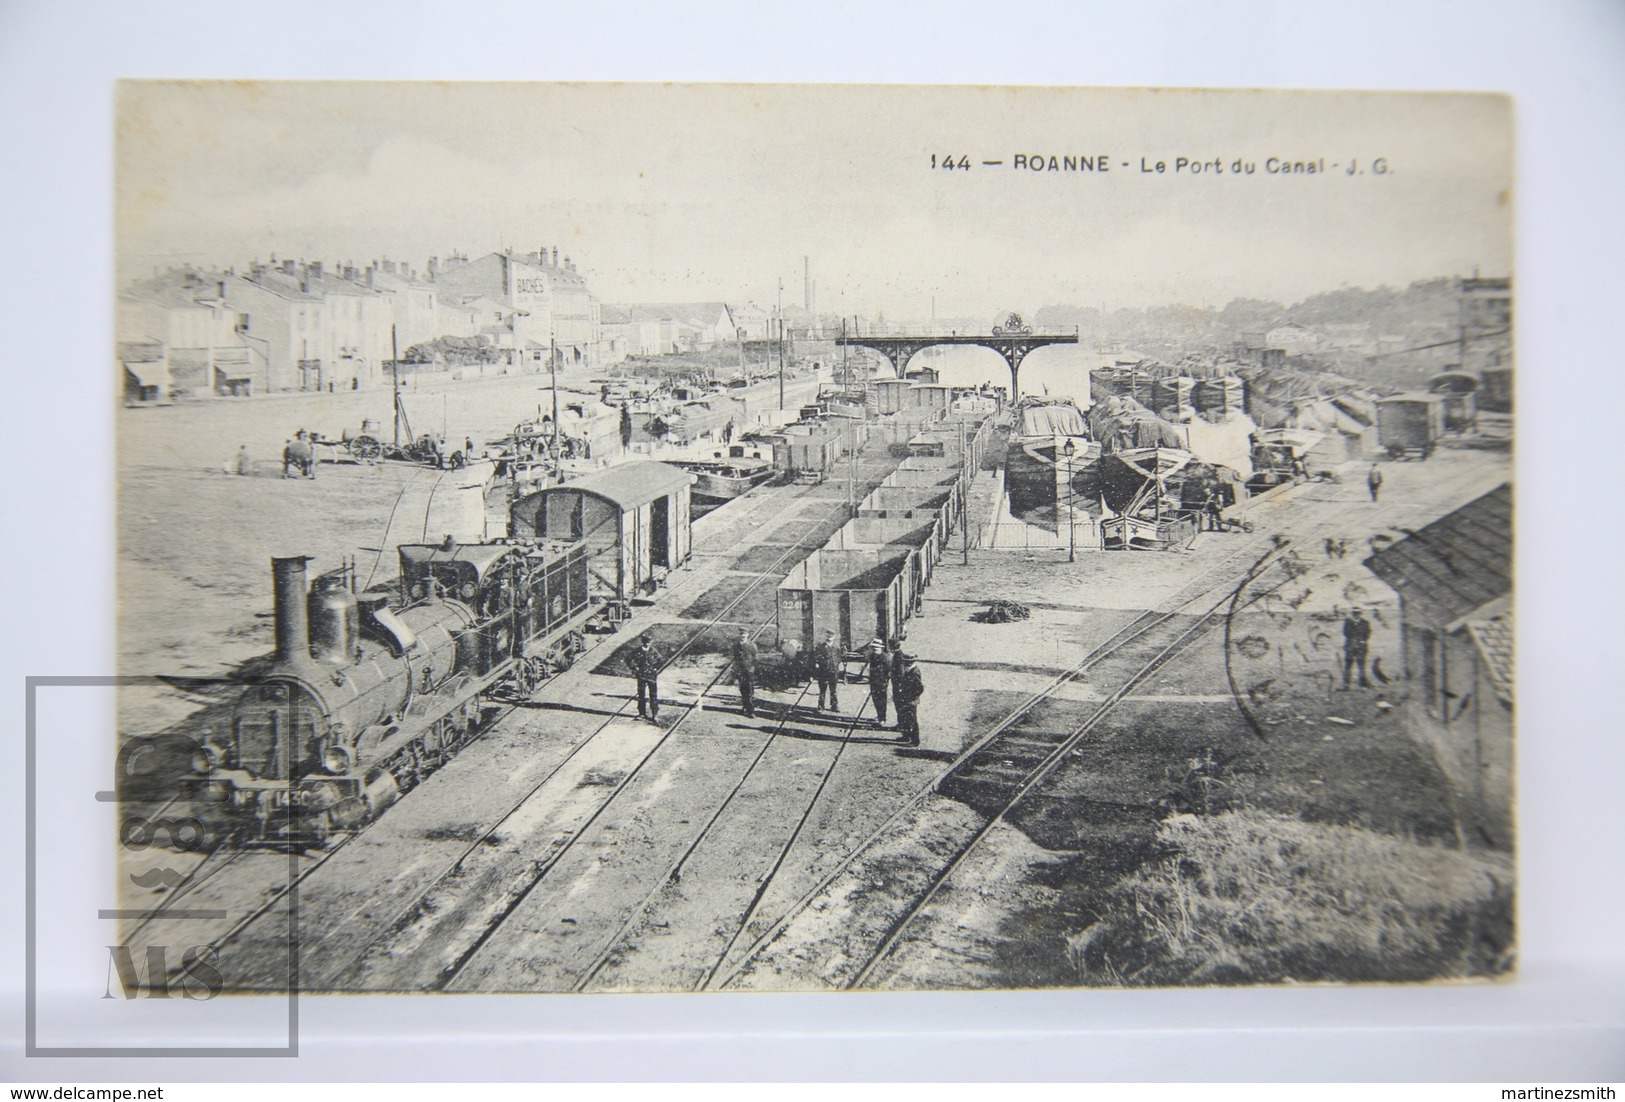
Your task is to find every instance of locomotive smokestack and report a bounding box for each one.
[272,556,313,665]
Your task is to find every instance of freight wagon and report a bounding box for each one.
[1376,393,1445,460]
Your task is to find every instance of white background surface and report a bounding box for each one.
[1,0,1621,1082]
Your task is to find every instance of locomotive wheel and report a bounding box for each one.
[330,796,369,832]
[423,719,451,763]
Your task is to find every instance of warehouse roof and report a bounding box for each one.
[547,461,694,510]
[1364,483,1512,631]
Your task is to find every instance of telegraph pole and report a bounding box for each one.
[960,416,970,565]
[550,337,561,477]
[777,278,785,411]
[840,316,849,392]
[847,417,856,517]
[390,325,401,449]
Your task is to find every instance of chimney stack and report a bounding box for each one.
[271,556,314,667]
[551,247,559,267]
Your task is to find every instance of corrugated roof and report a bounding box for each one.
[548,460,694,510]
[1364,483,1512,630]
[1465,613,1514,705]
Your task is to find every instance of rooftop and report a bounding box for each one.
[1465,613,1514,705]
[544,460,695,511]
[1364,483,1512,630]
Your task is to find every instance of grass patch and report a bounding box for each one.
[1067,810,1513,986]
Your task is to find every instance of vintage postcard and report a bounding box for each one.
[109,82,1513,998]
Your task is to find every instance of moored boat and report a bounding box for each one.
[1005,397,1098,515]
[671,444,775,500]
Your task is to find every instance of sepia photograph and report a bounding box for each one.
[107,81,1517,998]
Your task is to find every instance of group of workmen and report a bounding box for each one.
[803,628,924,746]
[625,628,925,746]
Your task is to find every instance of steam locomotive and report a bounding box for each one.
[183,537,593,846]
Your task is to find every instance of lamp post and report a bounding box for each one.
[1063,437,1077,563]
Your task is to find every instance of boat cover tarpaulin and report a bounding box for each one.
[1020,403,1087,437]
[1089,396,1186,451]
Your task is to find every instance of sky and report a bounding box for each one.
[118,82,1512,321]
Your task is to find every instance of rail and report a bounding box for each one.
[709,491,1384,990]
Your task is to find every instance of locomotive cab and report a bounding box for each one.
[399,540,520,676]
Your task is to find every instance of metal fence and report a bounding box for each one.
[975,519,1103,552]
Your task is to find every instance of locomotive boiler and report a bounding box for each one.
[185,538,591,846]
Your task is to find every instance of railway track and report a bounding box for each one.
[706,496,1379,991]
[204,461,898,991]
[445,484,1360,992]
[565,678,873,992]
[549,526,1302,992]
[132,469,1358,994]
[387,492,873,992]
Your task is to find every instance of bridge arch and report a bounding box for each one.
[836,315,1078,399]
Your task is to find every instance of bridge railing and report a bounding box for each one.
[833,324,1081,340]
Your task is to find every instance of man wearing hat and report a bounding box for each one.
[894,652,924,747]
[1341,608,1372,690]
[865,637,893,726]
[629,632,663,720]
[813,629,843,712]
[731,626,759,719]
[888,637,906,717]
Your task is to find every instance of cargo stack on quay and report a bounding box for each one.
[118,300,1515,994]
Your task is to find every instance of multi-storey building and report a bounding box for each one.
[118,269,257,398]
[431,248,601,369]
[368,260,441,352]
[118,246,606,395]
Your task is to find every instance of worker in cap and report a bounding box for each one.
[893,652,924,747]
[731,626,759,719]
[630,632,662,720]
[865,637,893,727]
[1341,608,1372,690]
[813,628,843,713]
